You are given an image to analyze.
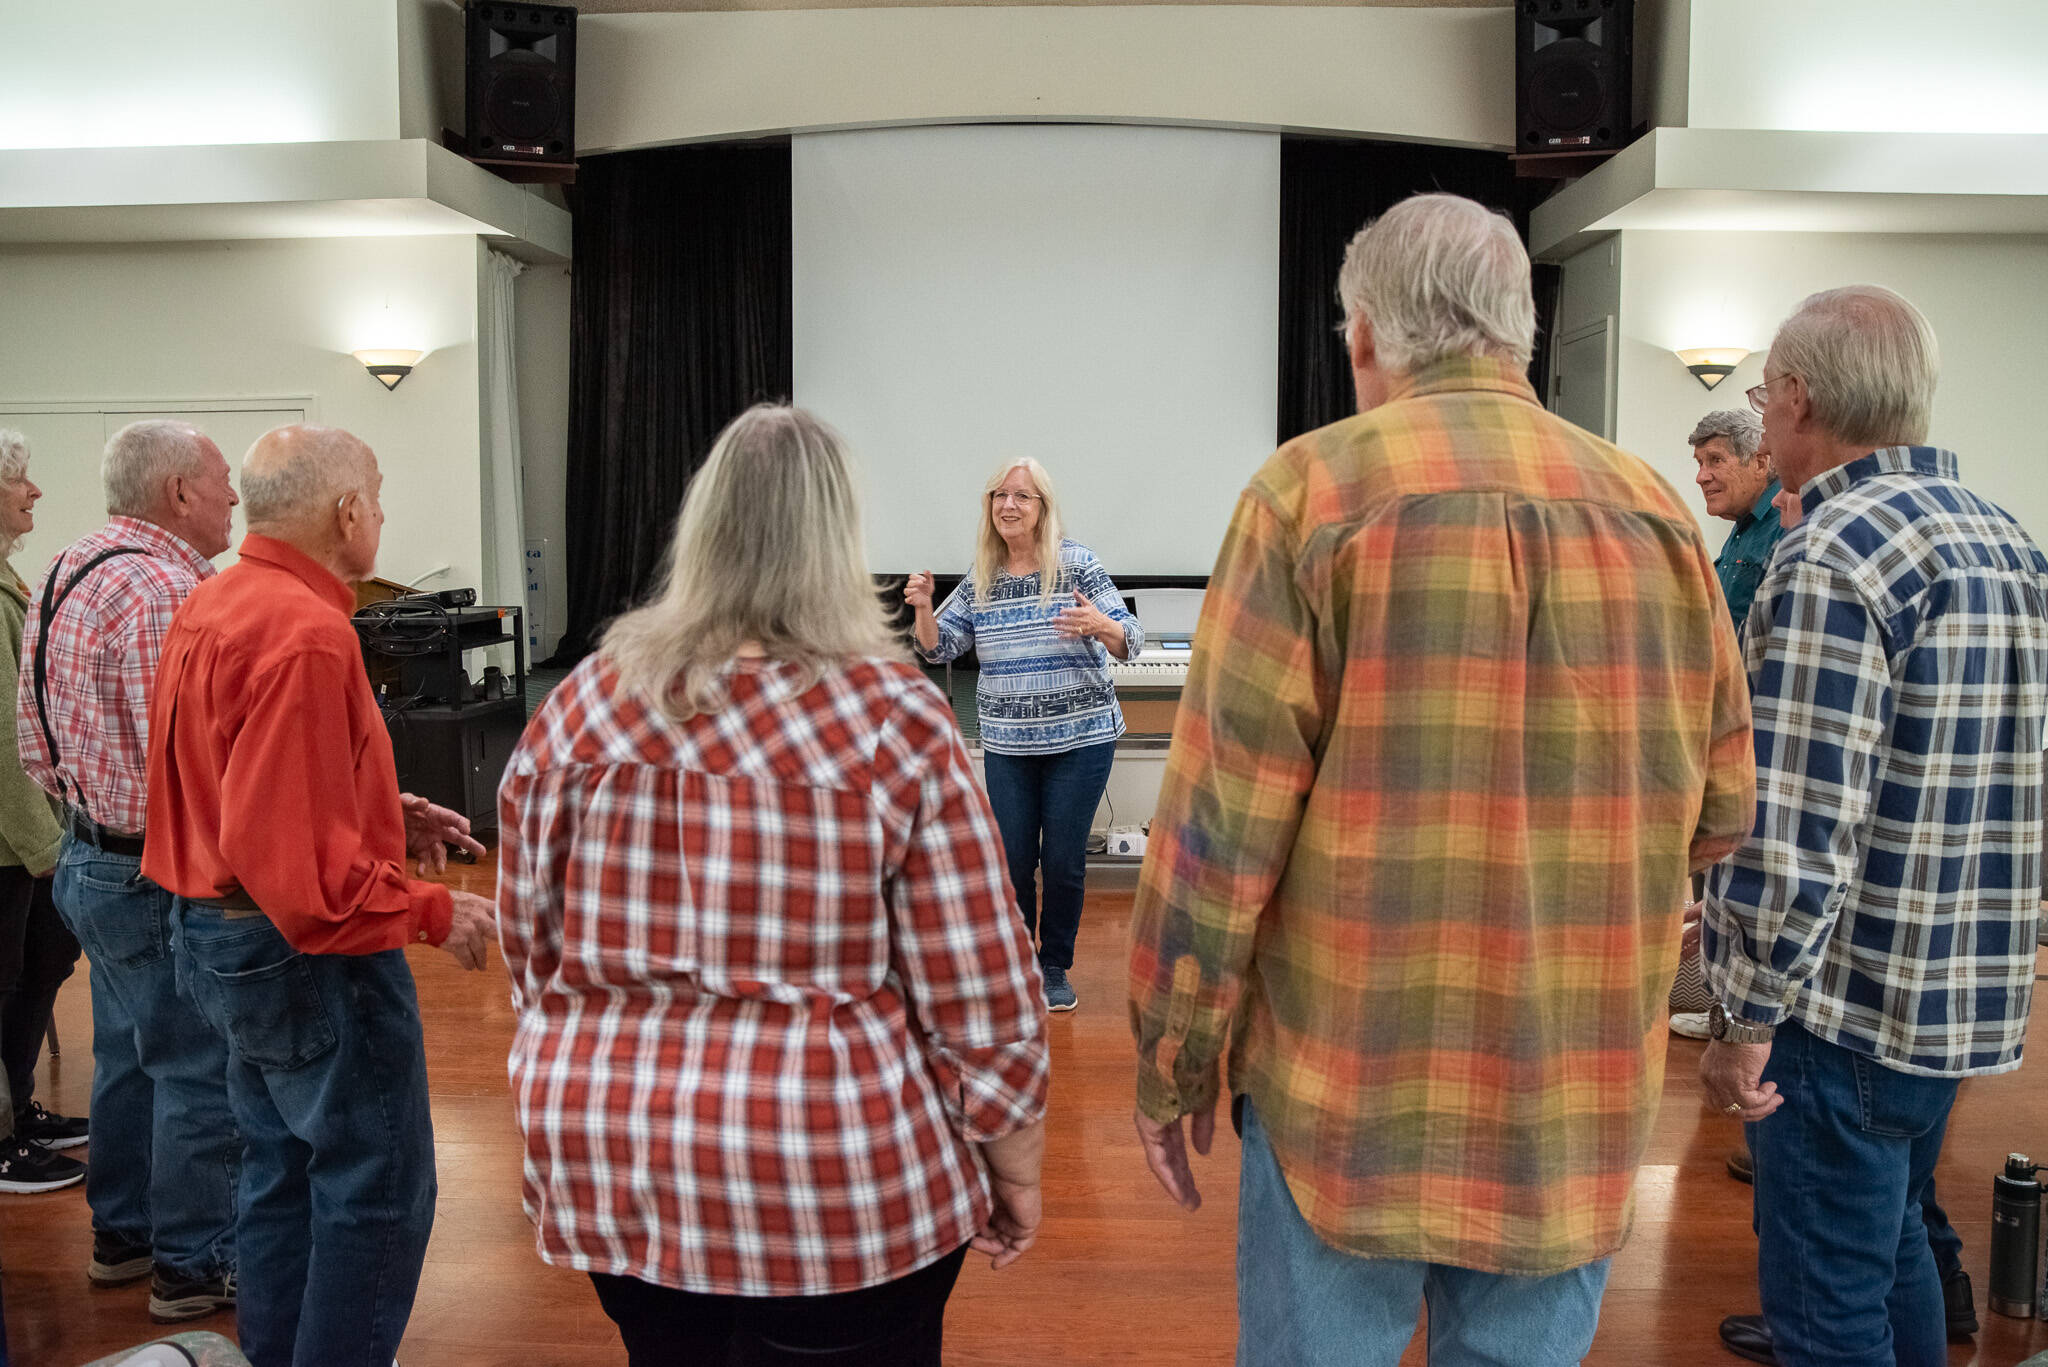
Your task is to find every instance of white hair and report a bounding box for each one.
[600,404,903,720]
[241,425,375,526]
[971,458,1066,609]
[1769,285,1940,447]
[0,430,29,560]
[1687,410,1765,465]
[103,420,211,518]
[1336,192,1536,374]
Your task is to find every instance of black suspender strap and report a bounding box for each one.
[32,546,147,813]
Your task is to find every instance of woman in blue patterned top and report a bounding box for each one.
[906,458,1141,1013]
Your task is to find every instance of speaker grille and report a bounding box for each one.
[1530,47,1604,135]
[483,67,563,143]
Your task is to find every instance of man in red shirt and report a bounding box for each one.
[143,424,495,1367]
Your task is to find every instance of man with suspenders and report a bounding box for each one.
[16,419,241,1323]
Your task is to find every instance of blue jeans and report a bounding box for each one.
[52,840,237,1278]
[980,741,1115,971]
[1748,1021,1958,1367]
[1918,1178,1963,1283]
[1236,1099,1609,1367]
[173,900,437,1367]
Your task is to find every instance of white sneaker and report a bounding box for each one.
[1668,1011,1712,1040]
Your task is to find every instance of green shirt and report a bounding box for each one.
[1714,478,1783,634]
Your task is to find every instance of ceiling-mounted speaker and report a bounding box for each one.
[1516,0,1633,153]
[466,2,578,164]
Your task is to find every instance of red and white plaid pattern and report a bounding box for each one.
[17,518,216,832]
[497,653,1050,1296]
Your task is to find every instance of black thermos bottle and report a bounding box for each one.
[1990,1153,2043,1318]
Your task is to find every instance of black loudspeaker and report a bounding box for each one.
[1516,0,1633,152]
[466,2,578,163]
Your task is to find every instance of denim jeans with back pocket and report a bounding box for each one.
[173,898,437,1367]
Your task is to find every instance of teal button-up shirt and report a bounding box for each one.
[1713,478,1783,634]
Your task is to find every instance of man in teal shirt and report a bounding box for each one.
[1690,409,1781,633]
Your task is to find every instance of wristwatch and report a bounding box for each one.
[1708,1001,1777,1045]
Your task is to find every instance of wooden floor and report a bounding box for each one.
[7,857,2048,1366]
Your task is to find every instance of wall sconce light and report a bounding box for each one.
[1674,347,1750,391]
[352,349,424,390]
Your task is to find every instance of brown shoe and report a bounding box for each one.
[1726,1145,1753,1184]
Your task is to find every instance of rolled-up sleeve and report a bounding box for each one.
[877,683,1050,1140]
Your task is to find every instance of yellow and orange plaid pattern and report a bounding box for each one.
[1130,357,1755,1274]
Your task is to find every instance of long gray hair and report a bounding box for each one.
[601,404,903,719]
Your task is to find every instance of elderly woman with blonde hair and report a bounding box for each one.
[903,457,1141,1013]
[497,404,1050,1367]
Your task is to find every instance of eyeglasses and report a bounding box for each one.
[1746,374,1796,414]
[990,491,1041,506]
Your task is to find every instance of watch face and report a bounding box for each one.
[1708,1002,1727,1039]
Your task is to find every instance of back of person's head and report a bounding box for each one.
[240,425,374,529]
[602,403,901,719]
[1687,410,1765,463]
[103,419,207,518]
[1336,193,1536,374]
[1768,285,1940,448]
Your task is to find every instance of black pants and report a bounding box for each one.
[0,865,80,1118]
[590,1244,968,1367]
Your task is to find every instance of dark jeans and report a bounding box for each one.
[590,1244,968,1367]
[981,741,1115,971]
[1919,1178,1963,1283]
[0,865,78,1118]
[1748,1021,1958,1367]
[52,841,238,1278]
[173,900,436,1367]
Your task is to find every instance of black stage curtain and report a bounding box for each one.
[1278,138,1557,445]
[556,142,793,661]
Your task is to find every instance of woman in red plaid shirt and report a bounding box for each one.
[497,405,1051,1366]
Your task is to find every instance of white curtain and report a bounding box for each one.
[479,248,527,660]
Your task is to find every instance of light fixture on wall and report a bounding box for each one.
[1674,347,1750,391]
[352,348,425,390]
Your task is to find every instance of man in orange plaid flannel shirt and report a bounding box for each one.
[1129,193,1755,1365]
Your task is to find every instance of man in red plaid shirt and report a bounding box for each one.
[16,418,242,1321]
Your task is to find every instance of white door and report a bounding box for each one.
[1552,318,1617,442]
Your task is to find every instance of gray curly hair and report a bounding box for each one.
[1687,410,1764,464]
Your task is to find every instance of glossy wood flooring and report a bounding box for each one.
[7,856,2048,1365]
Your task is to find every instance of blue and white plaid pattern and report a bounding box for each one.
[925,540,1142,755]
[1704,447,2048,1077]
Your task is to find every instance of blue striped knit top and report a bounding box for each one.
[922,541,1143,756]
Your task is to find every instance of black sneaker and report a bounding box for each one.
[0,1136,87,1193]
[149,1266,235,1323]
[17,1099,89,1150]
[89,1229,154,1287]
[1043,965,1078,1012]
[1944,1267,1978,1341]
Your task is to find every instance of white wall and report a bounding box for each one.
[0,236,485,595]
[515,264,572,660]
[1610,231,2048,545]
[579,6,1513,153]
[2,2,405,149]
[398,0,467,143]
[1688,1,2048,135]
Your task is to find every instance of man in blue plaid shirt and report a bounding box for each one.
[1699,285,2048,1367]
